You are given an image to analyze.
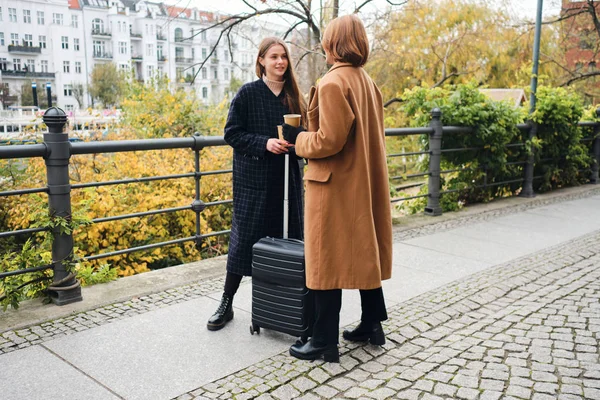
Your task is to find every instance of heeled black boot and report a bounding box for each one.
[289,339,339,363]
[343,321,385,345]
[207,293,234,331]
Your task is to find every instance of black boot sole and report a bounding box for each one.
[289,346,339,363]
[206,312,234,331]
[343,330,386,346]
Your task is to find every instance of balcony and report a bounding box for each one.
[130,32,142,40]
[157,56,167,62]
[132,54,143,61]
[92,29,112,37]
[175,57,193,64]
[0,69,55,79]
[174,37,191,45]
[8,45,42,55]
[93,52,113,59]
[157,34,167,41]
[211,58,219,64]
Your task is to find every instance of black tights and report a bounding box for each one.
[224,272,243,297]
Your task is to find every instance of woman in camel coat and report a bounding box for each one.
[283,14,392,363]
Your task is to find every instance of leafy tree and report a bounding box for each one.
[20,84,34,106]
[72,83,86,108]
[368,0,562,105]
[88,63,125,107]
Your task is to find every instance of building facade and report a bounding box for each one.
[0,0,284,110]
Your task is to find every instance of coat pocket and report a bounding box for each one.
[304,163,331,183]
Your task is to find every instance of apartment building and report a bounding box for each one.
[0,0,284,110]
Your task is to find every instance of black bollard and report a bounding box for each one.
[42,107,82,306]
[32,82,38,108]
[46,82,52,108]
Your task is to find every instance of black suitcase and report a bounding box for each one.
[250,152,313,342]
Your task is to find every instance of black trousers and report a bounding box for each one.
[312,287,388,346]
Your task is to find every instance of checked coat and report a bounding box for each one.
[224,79,304,276]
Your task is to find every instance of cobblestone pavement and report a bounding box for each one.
[181,231,600,400]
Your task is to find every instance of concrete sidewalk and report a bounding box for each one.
[1,186,599,400]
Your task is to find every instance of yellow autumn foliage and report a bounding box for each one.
[1,78,233,277]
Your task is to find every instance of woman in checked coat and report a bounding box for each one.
[206,37,306,331]
[282,15,393,362]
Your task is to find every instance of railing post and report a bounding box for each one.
[191,133,206,250]
[520,121,537,198]
[424,108,443,216]
[43,107,82,305]
[590,108,600,184]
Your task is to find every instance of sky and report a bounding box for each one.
[163,0,564,20]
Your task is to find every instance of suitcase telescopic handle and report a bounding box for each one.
[283,153,290,239]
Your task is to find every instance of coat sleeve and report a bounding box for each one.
[224,87,269,157]
[295,81,355,159]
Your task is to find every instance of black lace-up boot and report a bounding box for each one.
[206,293,234,331]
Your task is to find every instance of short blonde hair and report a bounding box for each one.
[321,15,369,67]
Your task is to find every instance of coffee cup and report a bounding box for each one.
[283,114,301,128]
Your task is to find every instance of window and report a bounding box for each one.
[40,60,48,72]
[147,65,154,77]
[202,48,207,59]
[23,10,31,24]
[0,60,7,71]
[0,33,4,47]
[23,34,33,47]
[191,48,195,59]
[9,8,16,23]
[75,61,81,73]
[202,87,208,99]
[93,40,104,56]
[74,38,80,51]
[119,41,127,54]
[175,47,183,58]
[10,33,19,46]
[201,31,207,41]
[119,63,128,72]
[71,15,78,28]
[26,59,35,72]
[63,61,70,73]
[64,84,73,96]
[224,68,229,80]
[202,67,207,79]
[37,11,44,25]
[61,36,68,49]
[176,67,183,80]
[146,44,154,57]
[92,18,104,33]
[223,50,228,62]
[13,58,21,71]
[158,66,163,75]
[0,7,2,22]
[53,13,63,25]
[39,35,46,48]
[157,44,163,59]
[174,28,183,41]
[64,104,74,111]
[213,68,218,79]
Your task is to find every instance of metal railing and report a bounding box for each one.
[1,107,599,306]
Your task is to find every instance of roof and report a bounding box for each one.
[480,89,527,107]
[68,0,82,9]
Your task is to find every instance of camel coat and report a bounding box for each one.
[294,62,392,290]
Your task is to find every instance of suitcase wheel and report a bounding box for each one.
[250,323,260,335]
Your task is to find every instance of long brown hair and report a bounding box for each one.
[255,37,307,125]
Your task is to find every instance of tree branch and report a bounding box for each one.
[562,71,600,86]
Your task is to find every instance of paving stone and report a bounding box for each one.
[456,387,480,400]
[479,390,502,400]
[506,385,532,399]
[433,382,457,397]
[290,377,317,393]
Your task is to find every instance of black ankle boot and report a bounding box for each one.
[289,339,339,363]
[343,321,385,345]
[207,293,234,331]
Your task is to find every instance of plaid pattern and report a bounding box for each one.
[225,80,304,276]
